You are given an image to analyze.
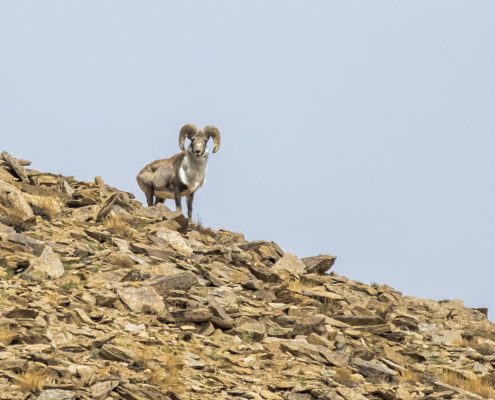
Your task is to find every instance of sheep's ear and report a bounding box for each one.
[204,126,221,153]
[179,124,198,150]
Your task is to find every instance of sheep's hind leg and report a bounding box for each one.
[142,187,154,207]
[136,176,154,207]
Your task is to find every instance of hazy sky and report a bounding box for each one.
[1,1,494,317]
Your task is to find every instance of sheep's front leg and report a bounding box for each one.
[186,192,194,223]
[174,188,182,213]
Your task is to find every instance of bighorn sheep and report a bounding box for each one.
[136,124,221,222]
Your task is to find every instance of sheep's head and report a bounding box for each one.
[179,124,221,156]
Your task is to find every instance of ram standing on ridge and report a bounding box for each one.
[136,124,221,224]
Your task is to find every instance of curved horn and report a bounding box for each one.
[203,126,221,153]
[179,124,198,151]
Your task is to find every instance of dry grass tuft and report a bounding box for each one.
[320,298,343,316]
[29,196,62,220]
[133,346,155,369]
[98,363,126,381]
[104,215,135,239]
[450,335,466,347]
[0,290,9,303]
[46,290,62,306]
[287,279,315,292]
[149,352,184,393]
[0,328,17,345]
[58,274,81,291]
[400,369,422,384]
[333,367,356,387]
[107,252,135,269]
[132,344,185,394]
[440,370,495,398]
[194,223,216,238]
[16,367,48,393]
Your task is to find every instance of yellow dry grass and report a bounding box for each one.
[29,196,62,220]
[128,344,185,393]
[58,274,81,291]
[287,279,315,292]
[399,369,422,384]
[104,215,135,239]
[333,367,355,387]
[46,290,62,306]
[441,370,495,399]
[230,269,249,283]
[107,252,135,269]
[194,223,216,238]
[450,335,466,347]
[16,367,48,393]
[0,289,9,303]
[149,352,184,394]
[0,328,17,345]
[320,298,343,316]
[98,363,129,381]
[133,346,155,369]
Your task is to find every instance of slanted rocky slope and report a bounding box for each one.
[0,152,494,400]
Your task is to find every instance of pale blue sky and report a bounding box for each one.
[1,1,494,317]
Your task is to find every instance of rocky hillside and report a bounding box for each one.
[0,152,494,400]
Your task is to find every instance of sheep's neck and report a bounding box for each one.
[179,150,209,193]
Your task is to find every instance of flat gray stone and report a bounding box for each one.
[24,246,64,280]
[117,285,165,314]
[301,254,336,274]
[37,389,76,400]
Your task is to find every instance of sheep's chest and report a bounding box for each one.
[178,153,208,192]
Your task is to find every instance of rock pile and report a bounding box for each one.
[0,152,494,400]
